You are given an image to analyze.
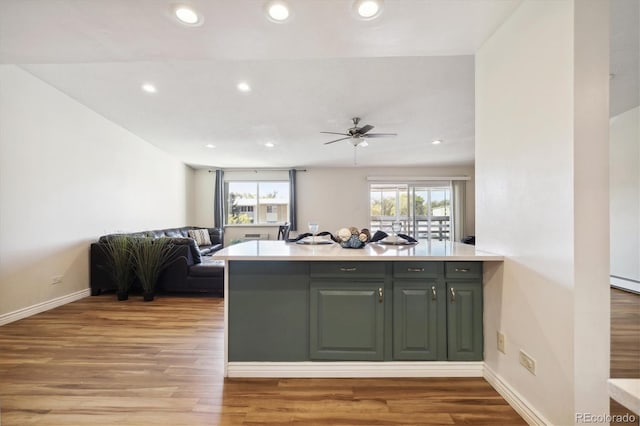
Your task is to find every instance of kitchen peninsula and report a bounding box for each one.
[214,240,503,378]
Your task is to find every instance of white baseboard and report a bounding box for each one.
[0,288,91,326]
[611,276,640,294]
[483,364,550,426]
[227,361,484,378]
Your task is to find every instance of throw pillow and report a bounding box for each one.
[188,229,212,246]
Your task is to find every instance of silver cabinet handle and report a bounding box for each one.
[455,268,470,273]
[431,286,437,301]
[407,268,425,272]
[340,267,356,272]
[378,287,383,303]
[450,287,456,303]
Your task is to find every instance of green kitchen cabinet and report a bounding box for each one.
[393,280,446,360]
[309,281,386,361]
[227,259,483,363]
[444,261,483,361]
[392,262,446,360]
[392,261,483,361]
[446,281,483,361]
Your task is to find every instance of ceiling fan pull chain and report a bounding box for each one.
[353,145,358,166]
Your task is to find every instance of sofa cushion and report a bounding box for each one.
[165,229,183,238]
[188,228,212,246]
[147,230,166,239]
[199,244,222,255]
[189,262,224,277]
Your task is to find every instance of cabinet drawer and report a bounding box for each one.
[310,261,386,279]
[445,262,482,279]
[393,262,443,279]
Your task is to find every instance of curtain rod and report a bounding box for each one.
[208,168,307,173]
[367,175,470,181]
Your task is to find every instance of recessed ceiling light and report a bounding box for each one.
[174,6,201,25]
[205,144,216,149]
[141,83,157,93]
[237,82,251,92]
[266,1,290,22]
[265,142,275,148]
[432,139,442,145]
[354,0,383,20]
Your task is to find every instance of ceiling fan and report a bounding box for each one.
[321,117,397,147]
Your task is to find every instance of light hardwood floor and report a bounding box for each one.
[0,293,526,425]
[610,288,640,425]
[2,289,637,425]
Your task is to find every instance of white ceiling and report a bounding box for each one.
[1,0,637,168]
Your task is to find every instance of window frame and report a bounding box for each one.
[368,181,453,241]
[224,180,290,226]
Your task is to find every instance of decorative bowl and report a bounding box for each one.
[339,235,366,249]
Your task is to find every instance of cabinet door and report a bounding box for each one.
[393,281,445,360]
[446,281,483,361]
[310,281,385,360]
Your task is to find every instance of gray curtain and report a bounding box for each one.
[214,169,224,228]
[289,169,297,231]
[452,180,466,242]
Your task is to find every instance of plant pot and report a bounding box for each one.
[143,292,155,302]
[116,290,129,301]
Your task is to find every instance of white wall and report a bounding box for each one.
[297,166,474,236]
[193,166,475,245]
[476,1,609,424]
[610,106,640,291]
[0,65,195,316]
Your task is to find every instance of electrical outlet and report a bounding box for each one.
[51,275,63,285]
[497,332,506,354]
[519,350,536,375]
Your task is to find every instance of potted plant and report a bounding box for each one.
[102,235,134,301]
[131,237,174,301]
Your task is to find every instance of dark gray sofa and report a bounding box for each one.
[90,226,224,296]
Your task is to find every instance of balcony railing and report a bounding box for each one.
[370,216,451,241]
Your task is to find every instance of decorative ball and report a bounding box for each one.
[337,228,351,242]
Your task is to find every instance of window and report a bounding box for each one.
[225,181,289,225]
[369,182,452,241]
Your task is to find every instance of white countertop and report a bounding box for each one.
[609,379,640,415]
[214,240,503,261]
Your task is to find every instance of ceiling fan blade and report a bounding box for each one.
[320,131,350,136]
[357,124,375,134]
[324,137,353,145]
[364,133,398,138]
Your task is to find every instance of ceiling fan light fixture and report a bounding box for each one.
[354,0,383,20]
[266,1,291,22]
[173,5,203,26]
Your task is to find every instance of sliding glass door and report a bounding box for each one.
[369,183,452,241]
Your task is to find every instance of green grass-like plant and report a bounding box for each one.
[103,235,134,293]
[131,237,174,294]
